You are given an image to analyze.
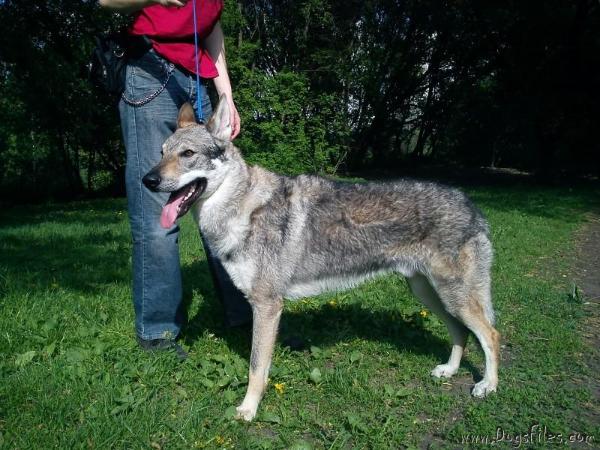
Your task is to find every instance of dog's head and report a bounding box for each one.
[142,94,234,229]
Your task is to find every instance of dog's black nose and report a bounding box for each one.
[142,172,161,191]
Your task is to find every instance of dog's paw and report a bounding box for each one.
[471,379,497,398]
[235,404,257,422]
[430,364,458,378]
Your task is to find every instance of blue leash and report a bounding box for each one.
[191,0,203,122]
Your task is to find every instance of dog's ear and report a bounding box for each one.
[206,94,231,142]
[177,102,197,129]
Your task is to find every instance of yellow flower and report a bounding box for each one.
[419,309,428,318]
[328,300,337,307]
[215,435,226,445]
[274,382,285,395]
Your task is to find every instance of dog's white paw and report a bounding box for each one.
[235,404,257,422]
[471,379,497,398]
[431,364,458,378]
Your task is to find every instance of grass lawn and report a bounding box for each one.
[1,184,599,449]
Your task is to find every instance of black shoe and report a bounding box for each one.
[136,336,188,361]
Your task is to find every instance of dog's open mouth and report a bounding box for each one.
[160,178,207,229]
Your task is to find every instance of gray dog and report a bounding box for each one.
[142,95,500,421]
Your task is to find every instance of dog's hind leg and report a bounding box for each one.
[235,296,283,421]
[454,286,499,398]
[429,243,500,397]
[407,274,469,378]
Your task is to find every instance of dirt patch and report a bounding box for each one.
[572,214,600,428]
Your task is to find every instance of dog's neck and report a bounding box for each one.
[194,144,271,258]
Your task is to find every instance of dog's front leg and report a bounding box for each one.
[235,296,283,421]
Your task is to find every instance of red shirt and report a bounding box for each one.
[130,0,223,78]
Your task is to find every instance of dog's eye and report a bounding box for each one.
[182,149,195,158]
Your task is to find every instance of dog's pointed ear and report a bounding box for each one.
[206,94,231,142]
[177,102,197,129]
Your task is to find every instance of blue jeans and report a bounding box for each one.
[118,49,251,340]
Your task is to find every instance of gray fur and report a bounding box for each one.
[145,95,501,421]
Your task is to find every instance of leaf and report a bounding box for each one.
[349,351,362,363]
[175,386,188,399]
[217,375,232,388]
[110,404,128,415]
[223,390,237,404]
[41,317,58,332]
[210,354,228,363]
[234,359,247,377]
[395,387,411,398]
[259,411,281,424]
[224,405,237,420]
[116,393,134,405]
[93,341,107,355]
[65,348,89,364]
[568,283,582,303]
[309,368,322,384]
[384,384,395,397]
[224,363,236,378]
[345,413,367,433]
[289,440,313,450]
[310,346,322,357]
[15,350,36,367]
[199,377,215,389]
[43,341,56,357]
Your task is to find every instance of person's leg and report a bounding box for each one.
[119,50,191,341]
[201,234,253,326]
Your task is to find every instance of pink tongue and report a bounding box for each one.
[160,191,187,229]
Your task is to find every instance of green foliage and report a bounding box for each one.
[0,0,125,201]
[221,1,350,175]
[1,0,599,202]
[233,70,348,175]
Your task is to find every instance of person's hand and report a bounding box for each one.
[154,0,188,7]
[228,100,241,139]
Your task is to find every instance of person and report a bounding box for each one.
[99,0,252,357]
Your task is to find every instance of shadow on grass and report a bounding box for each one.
[0,227,131,295]
[0,199,128,228]
[181,259,483,382]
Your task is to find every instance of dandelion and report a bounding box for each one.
[274,382,285,395]
[419,309,428,318]
[215,435,226,445]
[328,300,337,307]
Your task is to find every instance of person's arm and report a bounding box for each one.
[98,0,187,13]
[204,21,241,139]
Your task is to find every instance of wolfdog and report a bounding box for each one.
[142,95,500,421]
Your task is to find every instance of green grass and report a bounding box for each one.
[1,184,599,449]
